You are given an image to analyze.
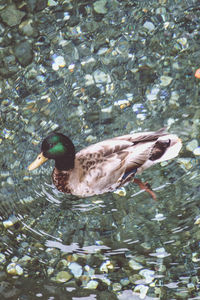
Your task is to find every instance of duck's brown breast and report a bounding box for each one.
[52,169,71,194]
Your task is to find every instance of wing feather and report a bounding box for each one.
[74,128,171,191]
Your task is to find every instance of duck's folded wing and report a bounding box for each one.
[77,128,168,158]
[74,129,181,189]
[111,128,168,143]
[77,139,134,158]
[76,149,140,194]
[76,140,153,188]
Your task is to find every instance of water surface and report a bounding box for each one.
[0,0,200,299]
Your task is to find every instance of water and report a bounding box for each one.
[0,0,200,299]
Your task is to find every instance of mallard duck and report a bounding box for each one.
[28,128,182,199]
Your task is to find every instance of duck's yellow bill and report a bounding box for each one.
[28,152,48,171]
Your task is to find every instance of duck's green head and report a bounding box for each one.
[28,132,75,171]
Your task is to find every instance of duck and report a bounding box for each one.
[28,128,182,199]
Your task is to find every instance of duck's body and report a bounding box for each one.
[28,128,182,198]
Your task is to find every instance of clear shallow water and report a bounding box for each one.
[0,0,200,299]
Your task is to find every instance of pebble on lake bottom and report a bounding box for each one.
[113,187,127,197]
[68,262,83,278]
[128,259,143,270]
[7,263,23,276]
[55,271,73,283]
[134,285,149,299]
[84,280,98,289]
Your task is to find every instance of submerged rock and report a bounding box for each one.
[112,282,122,291]
[55,271,73,283]
[85,280,98,289]
[193,147,200,156]
[0,253,6,264]
[134,284,149,299]
[160,75,173,86]
[7,263,23,276]
[128,259,143,270]
[68,262,83,278]
[186,140,198,152]
[14,41,33,67]
[3,215,19,228]
[139,269,155,284]
[143,21,155,31]
[19,19,38,37]
[93,70,111,84]
[93,0,108,14]
[0,4,25,27]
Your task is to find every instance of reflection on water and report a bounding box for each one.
[1,166,199,298]
[45,240,111,254]
[1,152,200,299]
